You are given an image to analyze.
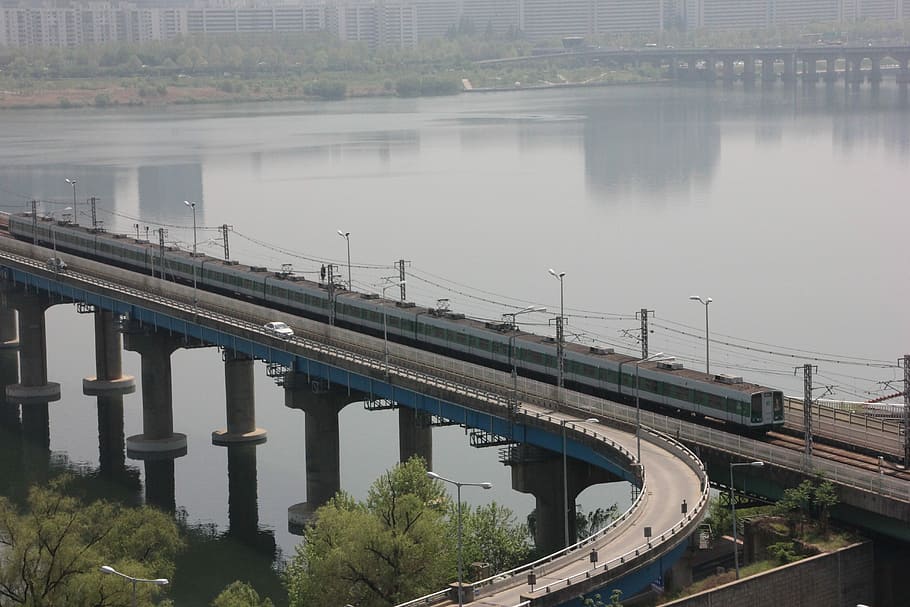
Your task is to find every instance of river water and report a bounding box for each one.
[0,82,907,604]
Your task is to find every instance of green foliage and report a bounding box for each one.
[94,92,112,107]
[0,479,183,606]
[303,79,346,100]
[574,505,619,539]
[452,502,533,577]
[285,457,453,607]
[211,581,274,607]
[394,76,461,97]
[766,541,801,564]
[773,477,839,537]
[582,589,623,607]
[286,457,531,607]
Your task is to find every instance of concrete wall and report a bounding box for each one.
[658,542,873,607]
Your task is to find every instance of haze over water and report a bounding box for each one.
[0,82,906,603]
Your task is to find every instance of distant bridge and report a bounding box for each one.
[476,45,910,85]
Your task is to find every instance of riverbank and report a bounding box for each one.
[0,69,661,110]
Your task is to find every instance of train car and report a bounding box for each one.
[6,212,785,432]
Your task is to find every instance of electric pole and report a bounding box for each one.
[637,308,654,359]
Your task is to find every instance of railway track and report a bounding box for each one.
[766,431,910,481]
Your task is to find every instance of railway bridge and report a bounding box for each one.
[476,45,910,86]
[0,234,908,605]
[0,235,710,605]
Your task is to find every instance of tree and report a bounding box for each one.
[285,457,454,607]
[457,502,533,576]
[582,589,623,607]
[0,479,183,607]
[211,581,274,607]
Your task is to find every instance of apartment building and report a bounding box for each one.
[1,0,906,49]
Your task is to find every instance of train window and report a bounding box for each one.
[773,392,784,420]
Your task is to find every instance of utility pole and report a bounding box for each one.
[221,224,231,260]
[30,200,37,241]
[157,228,167,279]
[395,259,410,301]
[903,354,909,467]
[90,196,98,230]
[796,364,817,465]
[327,264,335,326]
[636,308,654,359]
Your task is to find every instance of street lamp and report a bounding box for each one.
[561,417,599,547]
[632,352,673,463]
[65,178,77,225]
[99,565,169,607]
[380,279,405,371]
[729,461,763,579]
[426,471,492,607]
[548,268,566,395]
[337,230,351,290]
[689,295,713,375]
[184,200,198,309]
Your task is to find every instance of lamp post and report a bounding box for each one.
[426,471,492,607]
[380,279,406,371]
[729,461,763,579]
[632,352,673,463]
[65,178,77,225]
[689,295,712,375]
[337,230,351,290]
[561,417,599,547]
[183,200,198,308]
[548,269,566,396]
[99,565,169,607]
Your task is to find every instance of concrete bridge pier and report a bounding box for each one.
[897,57,910,84]
[802,58,819,83]
[781,55,797,83]
[285,375,362,533]
[742,57,755,84]
[6,293,60,404]
[511,445,620,554]
[761,59,776,83]
[0,309,18,349]
[97,394,126,476]
[847,58,864,88]
[869,57,883,83]
[399,406,432,468]
[212,350,266,445]
[823,57,839,83]
[122,330,188,457]
[144,459,177,512]
[722,59,735,83]
[84,309,135,395]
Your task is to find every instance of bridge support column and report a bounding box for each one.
[742,56,755,84]
[847,58,864,87]
[122,331,188,457]
[803,58,819,83]
[824,57,838,83]
[761,58,776,83]
[869,57,882,83]
[511,446,620,554]
[0,309,17,349]
[285,375,362,533]
[97,394,126,476]
[897,58,910,84]
[6,293,60,404]
[213,351,266,444]
[722,59,735,83]
[399,407,432,468]
[782,55,796,83]
[84,310,135,395]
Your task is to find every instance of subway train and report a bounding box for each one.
[7,212,785,432]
